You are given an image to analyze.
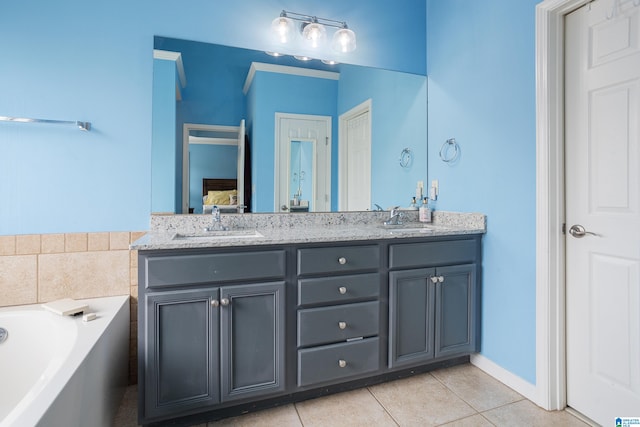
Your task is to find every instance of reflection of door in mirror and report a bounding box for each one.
[183,122,245,214]
[275,114,331,212]
[289,140,314,212]
[339,99,372,211]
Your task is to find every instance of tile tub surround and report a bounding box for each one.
[0,231,145,385]
[135,211,486,250]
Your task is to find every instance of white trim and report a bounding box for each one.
[188,136,238,146]
[535,0,590,411]
[243,62,340,94]
[471,354,537,403]
[153,49,186,89]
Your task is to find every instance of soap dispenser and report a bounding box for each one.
[409,197,418,210]
[419,197,432,223]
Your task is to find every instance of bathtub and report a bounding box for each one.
[0,295,129,427]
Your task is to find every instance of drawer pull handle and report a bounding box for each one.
[338,359,347,368]
[339,286,347,295]
[338,257,347,265]
[338,321,347,330]
[438,276,445,283]
[220,298,230,306]
[211,299,220,307]
[430,276,439,284]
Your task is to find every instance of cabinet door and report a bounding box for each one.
[388,268,435,368]
[220,282,286,402]
[144,289,219,420]
[435,264,477,358]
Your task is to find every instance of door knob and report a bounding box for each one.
[281,205,289,211]
[569,224,597,238]
[220,298,230,306]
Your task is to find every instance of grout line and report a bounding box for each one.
[365,386,401,426]
[293,401,305,426]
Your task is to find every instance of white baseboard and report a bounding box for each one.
[470,354,539,405]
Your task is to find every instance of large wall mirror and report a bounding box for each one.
[151,36,427,214]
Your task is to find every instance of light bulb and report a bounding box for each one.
[331,27,356,53]
[302,21,326,48]
[271,16,294,44]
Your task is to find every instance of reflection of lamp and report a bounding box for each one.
[271,10,357,53]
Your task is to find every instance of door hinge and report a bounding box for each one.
[326,136,329,146]
[562,223,566,235]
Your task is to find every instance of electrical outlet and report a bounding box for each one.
[430,180,439,200]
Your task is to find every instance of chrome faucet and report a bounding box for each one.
[384,206,404,226]
[205,206,228,231]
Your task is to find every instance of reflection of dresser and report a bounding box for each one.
[289,199,309,212]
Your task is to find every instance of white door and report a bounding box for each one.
[339,100,372,211]
[565,0,640,424]
[275,113,331,212]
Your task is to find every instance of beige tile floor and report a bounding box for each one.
[114,364,589,427]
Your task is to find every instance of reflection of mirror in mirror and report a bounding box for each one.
[152,36,427,214]
[289,140,314,212]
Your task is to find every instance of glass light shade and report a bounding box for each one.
[331,28,357,53]
[302,22,327,48]
[271,16,295,44]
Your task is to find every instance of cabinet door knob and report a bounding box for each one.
[338,286,347,294]
[220,298,230,306]
[338,321,347,330]
[438,276,445,283]
[338,257,347,265]
[338,359,347,368]
[211,299,220,307]
[430,276,439,284]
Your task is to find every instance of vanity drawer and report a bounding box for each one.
[143,250,286,288]
[297,245,379,276]
[298,273,380,306]
[297,337,379,387]
[297,301,379,347]
[389,239,477,269]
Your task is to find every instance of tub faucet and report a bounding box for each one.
[384,206,404,226]
[205,206,228,231]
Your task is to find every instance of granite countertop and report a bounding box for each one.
[130,211,486,251]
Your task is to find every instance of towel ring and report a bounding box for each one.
[439,138,460,163]
[399,148,413,168]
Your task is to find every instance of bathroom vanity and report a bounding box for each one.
[133,211,484,426]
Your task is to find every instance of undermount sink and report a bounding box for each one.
[172,229,264,240]
[378,224,442,234]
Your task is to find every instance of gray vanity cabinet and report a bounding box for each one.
[138,234,482,425]
[144,289,220,420]
[388,239,480,369]
[296,244,382,387]
[140,250,287,424]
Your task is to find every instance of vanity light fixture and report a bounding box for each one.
[271,10,357,53]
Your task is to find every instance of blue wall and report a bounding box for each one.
[426,0,539,384]
[248,72,339,212]
[189,144,238,214]
[0,0,426,235]
[338,65,428,209]
[151,59,178,213]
